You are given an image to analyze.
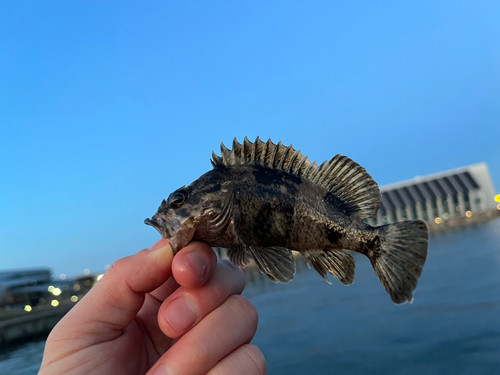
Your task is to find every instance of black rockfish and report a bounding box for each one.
[145,137,428,304]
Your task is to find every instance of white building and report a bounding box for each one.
[367,162,497,226]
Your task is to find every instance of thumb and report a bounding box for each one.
[59,239,174,338]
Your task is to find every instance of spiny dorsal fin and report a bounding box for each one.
[211,137,381,219]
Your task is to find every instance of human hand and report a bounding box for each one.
[39,240,266,375]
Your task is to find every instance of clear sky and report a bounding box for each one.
[1,1,499,277]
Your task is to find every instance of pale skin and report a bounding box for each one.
[39,240,267,375]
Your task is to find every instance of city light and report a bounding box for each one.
[466,211,473,218]
[495,194,500,203]
[51,300,60,307]
[52,288,62,296]
[70,295,79,302]
[48,285,55,292]
[435,217,442,224]
[24,305,32,312]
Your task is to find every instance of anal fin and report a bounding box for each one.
[302,249,355,286]
[248,245,296,283]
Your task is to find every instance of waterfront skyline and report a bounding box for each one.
[1,1,499,276]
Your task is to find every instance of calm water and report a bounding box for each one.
[1,219,499,374]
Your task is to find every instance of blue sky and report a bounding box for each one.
[1,1,499,276]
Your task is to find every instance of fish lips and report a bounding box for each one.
[144,216,176,239]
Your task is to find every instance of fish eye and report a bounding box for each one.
[168,189,188,209]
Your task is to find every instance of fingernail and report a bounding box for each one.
[165,297,198,332]
[149,238,169,251]
[150,363,175,375]
[184,252,207,280]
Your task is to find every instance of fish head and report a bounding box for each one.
[145,179,233,253]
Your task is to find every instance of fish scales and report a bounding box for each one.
[145,137,428,305]
[233,166,361,251]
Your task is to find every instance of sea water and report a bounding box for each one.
[1,218,499,374]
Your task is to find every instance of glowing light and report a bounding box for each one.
[434,217,442,224]
[51,300,60,307]
[70,295,78,302]
[59,274,66,280]
[495,194,500,203]
[52,288,62,296]
[83,269,90,275]
[497,203,500,210]
[443,213,450,220]
[96,274,104,281]
[466,211,473,218]
[48,285,55,292]
[24,305,32,312]
[73,284,81,291]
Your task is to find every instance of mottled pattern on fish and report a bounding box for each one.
[145,137,428,305]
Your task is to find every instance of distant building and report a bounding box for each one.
[367,162,498,227]
[0,268,96,309]
[0,268,52,307]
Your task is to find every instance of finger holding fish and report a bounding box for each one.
[171,241,218,289]
[147,241,217,302]
[159,259,246,338]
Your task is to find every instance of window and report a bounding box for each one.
[442,199,449,215]
[432,199,439,217]
[463,192,471,211]
[421,204,428,220]
[411,203,418,219]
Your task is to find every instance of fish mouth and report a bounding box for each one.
[144,217,175,238]
[144,218,160,229]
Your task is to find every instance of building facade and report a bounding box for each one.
[367,162,497,227]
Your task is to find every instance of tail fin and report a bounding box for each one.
[369,220,428,305]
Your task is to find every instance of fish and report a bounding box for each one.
[145,137,428,304]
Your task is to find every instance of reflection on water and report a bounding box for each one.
[1,219,499,375]
[0,340,45,375]
[243,218,500,375]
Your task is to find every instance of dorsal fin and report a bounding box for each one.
[211,137,381,219]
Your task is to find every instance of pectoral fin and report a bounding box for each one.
[228,244,251,268]
[303,249,355,285]
[248,245,296,283]
[204,182,234,241]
